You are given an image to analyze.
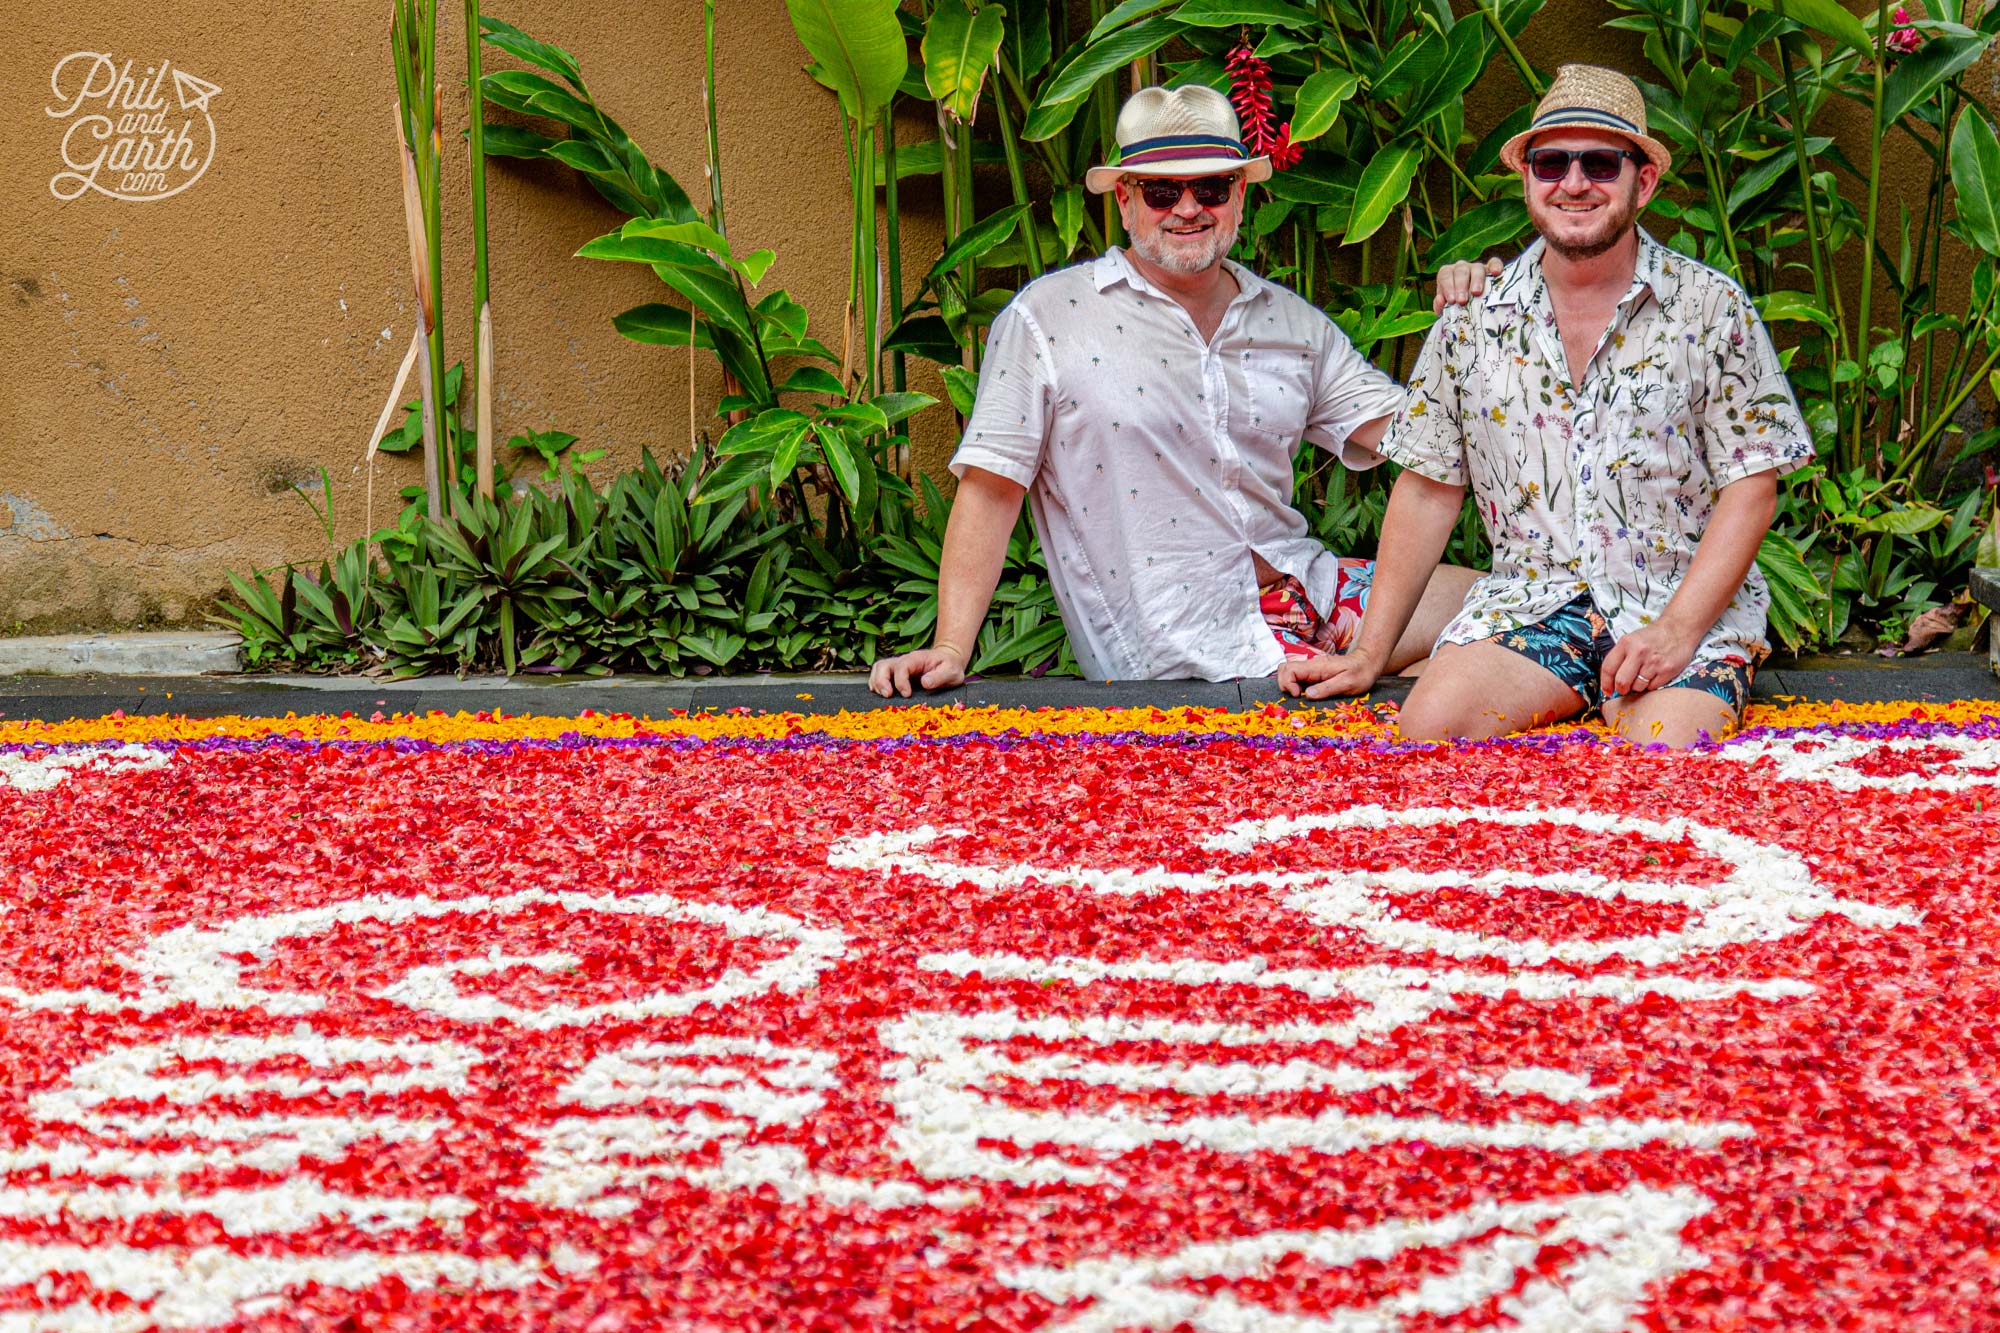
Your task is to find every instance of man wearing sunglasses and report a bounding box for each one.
[1281,65,1813,747]
[871,84,1485,695]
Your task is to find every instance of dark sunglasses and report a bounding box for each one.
[1525,147,1642,183]
[1133,175,1237,209]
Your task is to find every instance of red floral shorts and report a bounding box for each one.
[1261,560,1373,660]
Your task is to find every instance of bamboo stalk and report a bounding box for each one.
[423,78,451,511]
[859,123,880,399]
[1852,0,1895,472]
[476,304,494,500]
[467,0,494,501]
[883,106,906,396]
[393,101,444,522]
[704,0,727,231]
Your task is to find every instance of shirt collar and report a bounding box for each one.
[1095,246,1267,309]
[1484,227,1679,312]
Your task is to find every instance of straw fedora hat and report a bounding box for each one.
[1084,85,1272,194]
[1499,64,1672,175]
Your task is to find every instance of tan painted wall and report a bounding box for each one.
[0,0,1959,634]
[1,1,952,633]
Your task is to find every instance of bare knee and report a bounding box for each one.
[1393,689,1517,743]
[1607,696,1738,748]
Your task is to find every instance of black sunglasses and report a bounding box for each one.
[1133,175,1238,209]
[1525,147,1642,183]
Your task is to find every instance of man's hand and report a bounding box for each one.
[1278,650,1386,700]
[870,646,969,698]
[1600,622,1700,700]
[1433,256,1506,314]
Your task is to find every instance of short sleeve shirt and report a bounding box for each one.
[950,248,1403,681]
[1382,231,1813,667]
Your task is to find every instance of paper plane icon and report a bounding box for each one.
[172,68,222,112]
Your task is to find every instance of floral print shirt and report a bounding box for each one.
[1383,230,1813,666]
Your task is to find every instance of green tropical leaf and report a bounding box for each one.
[1022,89,1092,140]
[478,122,559,159]
[613,303,714,348]
[1032,16,1180,126]
[1757,288,1839,335]
[621,218,734,259]
[756,290,813,341]
[1468,104,1533,176]
[1841,502,1950,536]
[1171,0,1317,26]
[576,231,711,267]
[870,138,1007,181]
[1400,18,1488,128]
[1681,61,1740,137]
[1637,79,1698,147]
[940,365,980,415]
[871,391,939,424]
[927,202,1032,280]
[479,69,570,117]
[479,16,586,90]
[523,87,618,141]
[1884,31,1991,125]
[973,615,1070,671]
[1370,30,1443,98]
[783,0,909,121]
[1951,108,2000,258]
[1345,141,1423,244]
[817,426,865,503]
[1744,0,1874,59]
[1086,0,1179,41]
[1262,158,1359,207]
[1289,68,1362,143]
[1053,185,1086,256]
[1423,196,1528,269]
[650,263,756,345]
[768,431,804,492]
[1009,0,1054,75]
[782,366,849,396]
[924,0,1007,124]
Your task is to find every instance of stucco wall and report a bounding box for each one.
[2,1,957,633]
[0,1,1951,634]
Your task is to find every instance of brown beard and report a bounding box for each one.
[1531,175,1641,260]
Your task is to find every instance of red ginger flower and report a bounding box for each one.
[1888,4,1925,53]
[1227,45,1298,170]
[1267,121,1305,170]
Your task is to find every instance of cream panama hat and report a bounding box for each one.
[1499,64,1673,175]
[1083,84,1272,194]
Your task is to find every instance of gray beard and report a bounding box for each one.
[1132,217,1239,274]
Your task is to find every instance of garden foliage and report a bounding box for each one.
[222,0,2000,675]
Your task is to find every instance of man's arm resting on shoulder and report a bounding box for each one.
[1345,414,1390,455]
[1601,469,1779,698]
[869,466,1028,698]
[1281,468,1465,700]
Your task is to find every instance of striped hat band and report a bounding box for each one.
[1116,134,1249,167]
[1530,106,1643,135]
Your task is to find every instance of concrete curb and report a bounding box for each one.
[0,632,241,677]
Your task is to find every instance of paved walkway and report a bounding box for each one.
[0,653,1993,723]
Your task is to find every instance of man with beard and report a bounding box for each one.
[870,84,1483,694]
[1280,65,1812,747]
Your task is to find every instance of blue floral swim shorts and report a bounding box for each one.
[1491,594,1754,719]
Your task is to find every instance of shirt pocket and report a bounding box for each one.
[1236,346,1313,445]
[1601,376,1698,490]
